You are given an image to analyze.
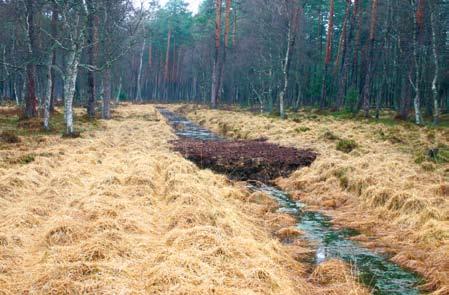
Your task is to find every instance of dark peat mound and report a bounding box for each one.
[171,138,317,182]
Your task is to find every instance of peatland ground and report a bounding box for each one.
[0,104,367,294]
[174,104,449,294]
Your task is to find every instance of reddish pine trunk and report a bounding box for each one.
[361,0,378,117]
[351,0,361,88]
[336,0,352,110]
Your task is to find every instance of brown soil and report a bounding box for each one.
[171,138,317,181]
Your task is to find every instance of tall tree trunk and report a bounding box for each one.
[232,6,237,46]
[64,49,81,135]
[430,2,440,125]
[211,0,222,108]
[43,57,52,130]
[24,0,38,119]
[351,0,361,88]
[336,0,352,110]
[217,0,232,103]
[361,0,378,117]
[116,76,122,103]
[164,28,171,82]
[411,0,425,124]
[279,4,300,119]
[86,0,99,118]
[102,68,111,119]
[136,38,146,102]
[50,3,58,112]
[320,0,334,108]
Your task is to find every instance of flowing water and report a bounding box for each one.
[158,108,423,295]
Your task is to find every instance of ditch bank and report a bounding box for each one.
[158,108,423,295]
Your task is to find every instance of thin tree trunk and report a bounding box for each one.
[164,28,171,82]
[320,0,334,108]
[64,48,81,135]
[24,0,38,119]
[86,0,99,118]
[211,0,222,108]
[430,3,440,125]
[217,0,232,103]
[361,0,378,117]
[336,0,352,110]
[411,0,425,125]
[136,38,146,102]
[351,0,361,88]
[232,6,237,46]
[116,76,122,103]
[14,77,19,106]
[43,58,52,130]
[50,3,58,112]
[279,4,300,119]
[102,68,111,119]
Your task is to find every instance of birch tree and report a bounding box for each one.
[24,0,39,119]
[54,0,88,135]
[429,1,440,125]
[320,0,334,108]
[279,0,300,119]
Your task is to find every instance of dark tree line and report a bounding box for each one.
[0,0,144,134]
[1,0,448,128]
[136,0,449,124]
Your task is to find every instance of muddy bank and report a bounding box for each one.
[171,138,317,181]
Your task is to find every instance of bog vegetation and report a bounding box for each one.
[0,0,448,129]
[0,0,448,294]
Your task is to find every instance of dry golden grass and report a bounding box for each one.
[0,104,366,294]
[180,104,449,294]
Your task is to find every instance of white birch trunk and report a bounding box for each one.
[279,18,293,120]
[43,59,52,130]
[412,5,423,125]
[64,49,81,135]
[14,77,19,105]
[430,6,440,125]
[136,38,146,102]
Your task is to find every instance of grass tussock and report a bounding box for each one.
[0,130,20,143]
[0,104,366,294]
[311,260,369,295]
[180,104,449,293]
[336,139,358,153]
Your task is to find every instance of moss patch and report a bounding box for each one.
[336,139,357,153]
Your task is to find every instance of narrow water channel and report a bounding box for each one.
[158,108,423,295]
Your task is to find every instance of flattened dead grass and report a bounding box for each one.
[182,104,449,293]
[0,104,366,294]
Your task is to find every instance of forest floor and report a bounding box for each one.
[0,104,368,294]
[170,104,449,294]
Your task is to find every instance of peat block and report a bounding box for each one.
[171,138,317,181]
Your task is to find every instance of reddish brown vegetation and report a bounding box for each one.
[171,138,317,181]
